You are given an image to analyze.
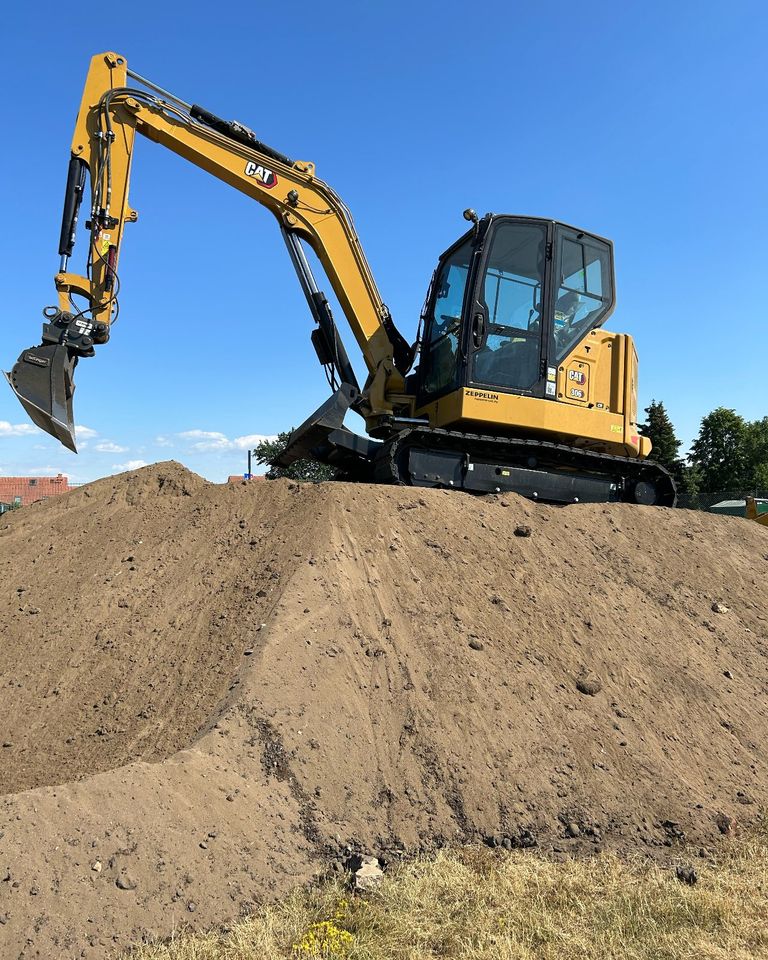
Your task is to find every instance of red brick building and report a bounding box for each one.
[0,474,72,508]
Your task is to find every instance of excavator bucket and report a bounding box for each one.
[4,344,78,452]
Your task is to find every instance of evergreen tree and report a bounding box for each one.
[253,431,336,483]
[639,400,682,471]
[689,407,748,492]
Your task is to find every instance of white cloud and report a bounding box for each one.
[178,429,230,451]
[112,459,147,472]
[231,433,276,450]
[0,420,36,437]
[178,430,224,440]
[177,429,276,452]
[74,424,98,449]
[154,435,172,447]
[94,441,128,453]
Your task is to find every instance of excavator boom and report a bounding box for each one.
[6,52,411,451]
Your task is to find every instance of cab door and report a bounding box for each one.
[468,218,553,398]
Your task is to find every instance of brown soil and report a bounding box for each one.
[1,462,767,957]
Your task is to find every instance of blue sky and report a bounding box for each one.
[1,1,766,482]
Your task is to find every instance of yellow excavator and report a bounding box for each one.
[6,52,676,506]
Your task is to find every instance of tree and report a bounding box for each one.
[689,407,749,492]
[745,417,768,490]
[639,400,683,471]
[678,463,703,508]
[253,431,336,483]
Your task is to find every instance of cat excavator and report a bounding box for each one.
[6,52,676,506]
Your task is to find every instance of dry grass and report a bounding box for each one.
[127,835,768,960]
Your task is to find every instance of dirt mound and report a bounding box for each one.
[1,464,767,957]
[0,462,300,793]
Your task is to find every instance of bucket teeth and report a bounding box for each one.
[4,344,78,452]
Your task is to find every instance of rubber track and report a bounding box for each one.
[372,426,677,506]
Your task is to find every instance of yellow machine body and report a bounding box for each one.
[419,329,651,460]
[746,498,768,527]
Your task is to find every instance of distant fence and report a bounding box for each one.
[676,488,768,511]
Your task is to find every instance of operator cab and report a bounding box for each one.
[418,214,615,403]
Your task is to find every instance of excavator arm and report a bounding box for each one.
[6,52,412,452]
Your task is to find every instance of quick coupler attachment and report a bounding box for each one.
[4,309,107,453]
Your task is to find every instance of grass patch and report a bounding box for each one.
[127,835,768,959]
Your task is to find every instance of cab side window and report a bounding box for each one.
[553,236,612,361]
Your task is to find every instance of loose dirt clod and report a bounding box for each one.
[0,461,766,958]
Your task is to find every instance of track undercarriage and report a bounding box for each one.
[275,388,677,507]
[373,427,677,506]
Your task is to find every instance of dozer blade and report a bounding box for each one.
[273,383,358,468]
[4,344,78,452]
